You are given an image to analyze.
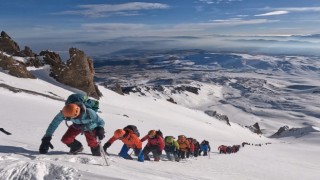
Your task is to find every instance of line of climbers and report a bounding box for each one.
[102,126,211,162]
[38,93,211,162]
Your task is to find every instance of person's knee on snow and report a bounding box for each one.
[119,144,132,159]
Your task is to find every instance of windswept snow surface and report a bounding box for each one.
[0,69,320,180]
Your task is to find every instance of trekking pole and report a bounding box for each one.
[0,128,11,135]
[129,149,134,156]
[98,139,110,166]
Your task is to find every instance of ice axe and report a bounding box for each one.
[98,139,110,166]
[0,128,11,135]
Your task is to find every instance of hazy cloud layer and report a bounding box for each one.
[54,2,169,17]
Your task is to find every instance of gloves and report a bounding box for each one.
[103,142,111,152]
[95,126,105,140]
[39,136,54,154]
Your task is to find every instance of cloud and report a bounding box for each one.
[81,19,277,34]
[81,23,146,31]
[208,18,277,25]
[255,11,289,17]
[279,7,320,12]
[54,2,169,18]
[236,15,249,17]
[198,0,242,4]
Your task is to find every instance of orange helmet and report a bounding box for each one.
[62,103,80,118]
[148,130,156,137]
[114,129,126,139]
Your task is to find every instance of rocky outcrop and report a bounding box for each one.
[0,53,36,78]
[0,31,101,98]
[19,46,43,67]
[39,50,62,67]
[245,122,262,134]
[14,46,35,57]
[172,86,200,94]
[0,31,20,55]
[105,83,124,95]
[167,97,177,104]
[41,48,102,99]
[204,110,231,126]
[270,126,290,138]
[116,84,200,96]
[0,31,42,67]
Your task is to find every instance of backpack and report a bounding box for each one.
[156,129,163,138]
[123,125,140,137]
[66,94,99,112]
[165,136,175,143]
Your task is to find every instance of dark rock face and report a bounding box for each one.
[0,31,20,55]
[39,50,62,66]
[104,83,124,95]
[167,97,177,104]
[14,46,35,57]
[41,48,102,99]
[0,53,35,78]
[270,125,290,138]
[172,86,200,94]
[245,122,262,134]
[0,31,42,68]
[205,110,231,126]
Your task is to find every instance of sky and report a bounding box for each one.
[2,0,320,56]
[0,56,320,179]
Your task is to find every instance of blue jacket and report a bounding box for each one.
[44,108,105,137]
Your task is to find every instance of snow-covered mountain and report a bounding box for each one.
[1,52,320,179]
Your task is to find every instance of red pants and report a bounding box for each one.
[61,125,98,148]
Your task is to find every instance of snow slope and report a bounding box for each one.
[0,68,320,180]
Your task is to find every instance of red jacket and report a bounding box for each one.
[141,135,165,151]
[188,139,195,153]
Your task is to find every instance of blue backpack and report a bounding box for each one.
[65,94,99,112]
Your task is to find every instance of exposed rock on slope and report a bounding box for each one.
[0,53,35,78]
[40,48,102,99]
[270,125,320,138]
[205,110,231,126]
[270,126,290,138]
[0,31,20,55]
[0,31,42,77]
[0,31,101,98]
[245,122,262,134]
